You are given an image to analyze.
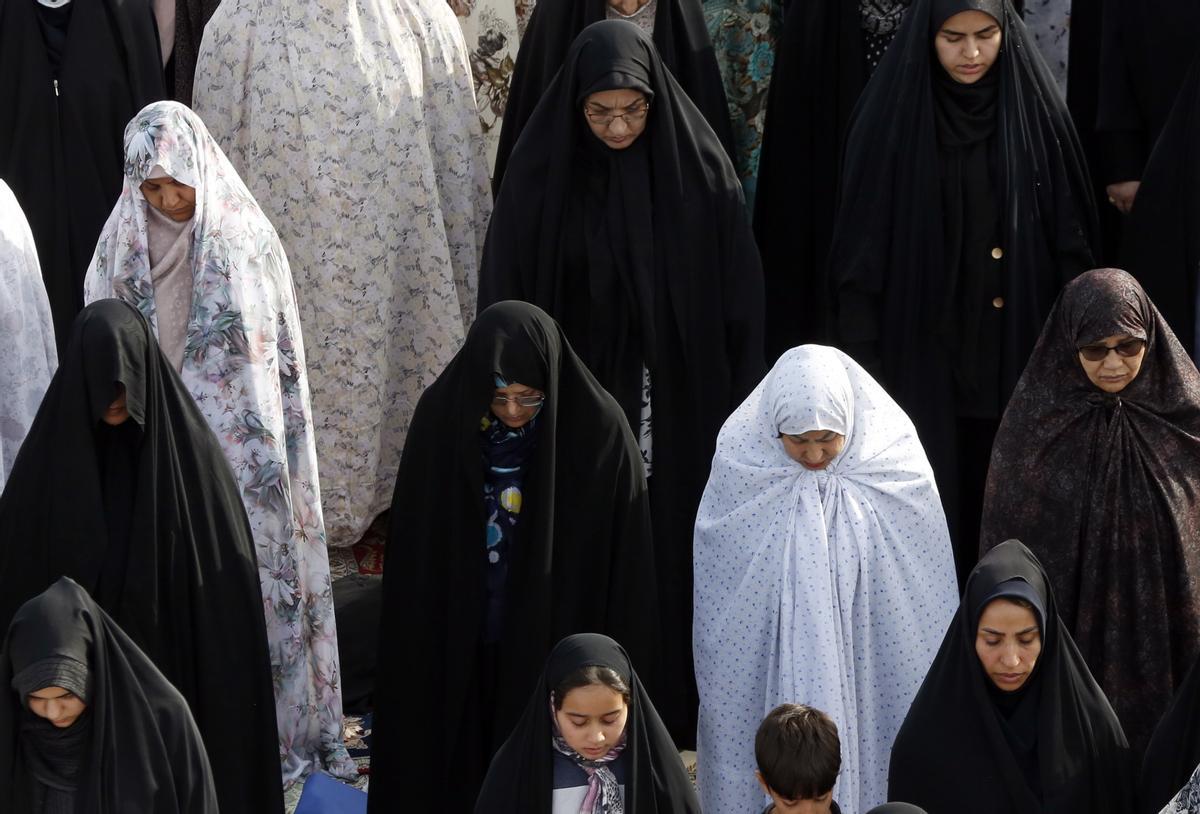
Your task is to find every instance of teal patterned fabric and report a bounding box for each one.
[704,0,784,207]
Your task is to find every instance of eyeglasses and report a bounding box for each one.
[1077,338,1146,362]
[583,102,650,127]
[492,394,545,408]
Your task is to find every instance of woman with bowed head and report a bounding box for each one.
[0,577,218,813]
[474,633,699,812]
[980,269,1200,756]
[0,300,283,812]
[83,100,355,788]
[491,0,734,191]
[479,21,765,742]
[889,540,1132,813]
[369,302,662,811]
[694,345,958,813]
[828,0,1098,576]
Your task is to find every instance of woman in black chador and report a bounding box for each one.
[889,540,1132,813]
[1121,58,1200,363]
[367,302,662,812]
[828,0,1098,579]
[753,0,915,359]
[0,300,282,814]
[478,20,765,745]
[0,577,218,813]
[0,0,164,351]
[491,0,733,192]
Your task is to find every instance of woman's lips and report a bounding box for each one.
[802,460,829,471]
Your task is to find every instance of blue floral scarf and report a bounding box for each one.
[481,404,538,642]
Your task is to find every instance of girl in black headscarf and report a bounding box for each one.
[367,302,662,812]
[0,300,283,813]
[0,0,165,352]
[889,540,1132,813]
[980,268,1200,757]
[829,0,1098,579]
[475,633,698,812]
[491,0,733,192]
[0,577,218,813]
[478,20,764,745]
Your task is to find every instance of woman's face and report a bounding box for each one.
[491,381,544,429]
[975,598,1041,691]
[780,429,846,471]
[27,686,87,728]
[1076,332,1147,394]
[555,682,628,760]
[608,0,647,13]
[140,175,196,221]
[934,10,1002,84]
[101,383,130,426]
[583,89,650,151]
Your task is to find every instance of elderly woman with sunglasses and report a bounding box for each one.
[979,268,1200,759]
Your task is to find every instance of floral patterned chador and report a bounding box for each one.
[84,101,356,786]
[194,0,493,547]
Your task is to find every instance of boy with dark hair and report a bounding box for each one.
[754,703,843,814]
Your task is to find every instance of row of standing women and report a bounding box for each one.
[2,0,1200,811]
[7,272,1200,813]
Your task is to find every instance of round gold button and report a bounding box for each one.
[992,297,1005,309]
[991,247,1004,260]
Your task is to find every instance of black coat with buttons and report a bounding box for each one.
[829,0,1098,557]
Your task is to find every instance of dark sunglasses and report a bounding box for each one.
[1077,338,1146,362]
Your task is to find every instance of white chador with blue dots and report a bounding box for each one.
[693,345,958,814]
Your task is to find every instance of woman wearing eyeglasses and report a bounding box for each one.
[368,300,661,812]
[478,20,765,747]
[980,268,1200,758]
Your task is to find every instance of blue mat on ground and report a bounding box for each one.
[295,772,367,814]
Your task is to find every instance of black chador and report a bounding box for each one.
[0,300,283,814]
[491,0,734,193]
[0,0,165,351]
[889,541,1132,813]
[1,578,219,813]
[477,20,765,744]
[828,0,1097,578]
[367,302,663,812]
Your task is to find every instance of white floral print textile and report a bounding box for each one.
[0,179,57,493]
[1024,0,1070,93]
[83,101,356,786]
[694,346,959,814]
[194,0,492,546]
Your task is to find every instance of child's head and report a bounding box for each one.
[754,703,841,813]
[551,664,631,760]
